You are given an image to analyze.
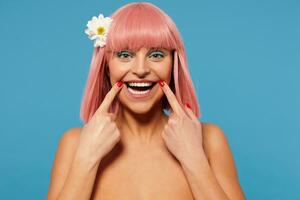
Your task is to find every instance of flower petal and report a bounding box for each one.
[85,13,113,47]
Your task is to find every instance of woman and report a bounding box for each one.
[46,2,246,200]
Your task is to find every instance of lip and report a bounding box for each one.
[124,82,158,100]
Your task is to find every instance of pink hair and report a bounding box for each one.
[80,2,202,123]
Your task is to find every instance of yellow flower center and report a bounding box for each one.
[97,26,105,35]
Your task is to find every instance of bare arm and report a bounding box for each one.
[56,151,100,200]
[46,82,124,200]
[46,83,123,200]
[46,128,101,200]
[180,123,246,200]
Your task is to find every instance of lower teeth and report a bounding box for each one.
[128,87,151,95]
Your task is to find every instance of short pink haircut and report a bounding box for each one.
[80,2,202,123]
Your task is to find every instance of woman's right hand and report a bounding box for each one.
[75,81,124,167]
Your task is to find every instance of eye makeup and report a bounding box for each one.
[115,48,167,60]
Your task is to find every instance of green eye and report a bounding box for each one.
[115,50,165,60]
[116,51,131,59]
[150,51,164,59]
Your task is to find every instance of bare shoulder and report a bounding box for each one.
[59,127,82,146]
[53,126,83,171]
[201,122,229,160]
[201,122,246,200]
[201,122,234,168]
[54,127,83,158]
[46,127,83,200]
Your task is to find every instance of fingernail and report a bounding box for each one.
[159,80,164,87]
[117,81,123,87]
[186,103,191,109]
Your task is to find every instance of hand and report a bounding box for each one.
[75,81,124,166]
[159,80,204,164]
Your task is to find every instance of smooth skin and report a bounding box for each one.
[46,82,124,200]
[46,81,245,200]
[46,48,246,199]
[159,80,245,199]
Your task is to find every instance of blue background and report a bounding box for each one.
[0,0,299,199]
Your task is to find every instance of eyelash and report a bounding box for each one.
[116,50,165,59]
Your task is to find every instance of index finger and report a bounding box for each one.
[159,80,185,116]
[96,81,124,115]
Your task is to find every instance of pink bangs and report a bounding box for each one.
[80,2,201,123]
[105,2,183,61]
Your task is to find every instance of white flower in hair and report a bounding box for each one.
[84,14,113,48]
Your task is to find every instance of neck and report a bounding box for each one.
[115,103,168,148]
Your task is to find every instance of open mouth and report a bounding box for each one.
[124,82,157,96]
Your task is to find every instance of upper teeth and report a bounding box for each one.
[128,82,153,87]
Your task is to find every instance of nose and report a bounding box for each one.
[131,56,151,77]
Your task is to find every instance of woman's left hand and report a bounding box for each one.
[159,80,205,164]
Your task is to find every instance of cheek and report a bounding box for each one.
[107,65,128,83]
[152,62,173,83]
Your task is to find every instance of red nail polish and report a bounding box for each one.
[117,81,123,87]
[186,103,191,109]
[159,80,164,87]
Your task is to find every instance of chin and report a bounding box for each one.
[132,102,157,113]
